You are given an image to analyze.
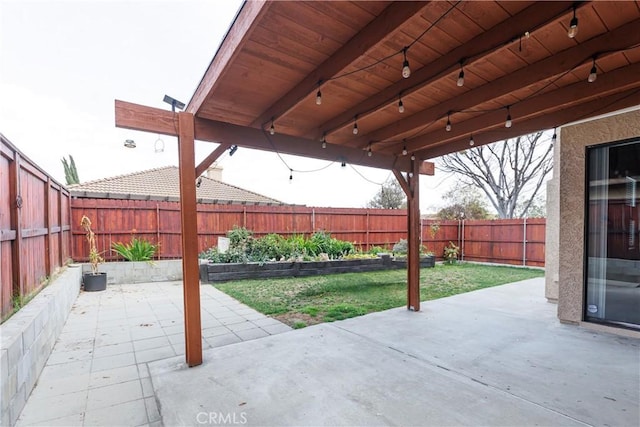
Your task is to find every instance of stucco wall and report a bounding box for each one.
[552,108,640,324]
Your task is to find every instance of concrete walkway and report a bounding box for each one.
[16,282,291,426]
[150,278,639,427]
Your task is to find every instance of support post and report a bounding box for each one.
[177,112,203,367]
[393,159,421,311]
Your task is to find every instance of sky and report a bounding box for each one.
[0,0,455,212]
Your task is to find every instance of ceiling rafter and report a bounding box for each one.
[186,1,270,114]
[359,18,640,149]
[249,1,429,130]
[416,86,640,160]
[313,1,575,140]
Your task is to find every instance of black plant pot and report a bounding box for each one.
[83,272,107,291]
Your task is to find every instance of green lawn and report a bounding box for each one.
[214,263,544,328]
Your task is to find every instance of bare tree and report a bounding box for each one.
[366,178,406,209]
[438,132,553,219]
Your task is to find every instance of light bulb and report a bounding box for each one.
[401,48,410,79]
[408,172,413,178]
[410,154,415,161]
[269,121,275,135]
[289,170,293,182]
[568,8,578,38]
[398,99,405,113]
[457,69,465,87]
[446,115,452,132]
[588,63,597,83]
[322,141,327,149]
[353,122,358,135]
[402,60,411,79]
[505,115,512,128]
[469,135,475,146]
[316,90,322,105]
[552,128,557,142]
[402,146,408,156]
[367,147,372,157]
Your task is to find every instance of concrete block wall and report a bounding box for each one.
[0,264,82,426]
[83,259,183,285]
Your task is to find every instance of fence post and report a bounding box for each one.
[156,204,161,259]
[9,150,23,299]
[45,177,52,277]
[366,210,370,250]
[461,219,465,261]
[523,217,527,266]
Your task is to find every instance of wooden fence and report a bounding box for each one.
[1,135,72,320]
[70,198,545,267]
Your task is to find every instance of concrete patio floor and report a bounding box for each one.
[15,282,291,426]
[150,278,639,427]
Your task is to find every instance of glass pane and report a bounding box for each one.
[586,140,640,328]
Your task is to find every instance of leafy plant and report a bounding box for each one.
[111,237,157,261]
[443,241,460,265]
[392,239,408,254]
[80,215,103,274]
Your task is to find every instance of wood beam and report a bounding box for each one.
[177,112,203,367]
[187,1,270,114]
[357,17,640,147]
[196,118,434,175]
[114,99,435,175]
[406,61,640,155]
[195,143,231,177]
[407,160,421,311]
[417,87,640,160]
[250,1,429,129]
[315,1,574,140]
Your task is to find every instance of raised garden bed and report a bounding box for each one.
[199,254,435,283]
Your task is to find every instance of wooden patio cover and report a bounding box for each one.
[115,1,640,366]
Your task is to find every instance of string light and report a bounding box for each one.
[552,128,557,142]
[321,133,326,149]
[352,117,359,135]
[402,47,411,79]
[269,119,275,135]
[289,169,293,182]
[410,154,415,161]
[469,134,475,146]
[568,6,578,39]
[316,89,322,105]
[402,144,408,156]
[505,106,513,128]
[457,63,465,87]
[341,161,346,168]
[588,58,597,83]
[446,112,452,131]
[398,96,405,113]
[367,144,373,157]
[408,172,414,178]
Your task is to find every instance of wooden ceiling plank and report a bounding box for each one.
[186,1,269,114]
[405,62,640,155]
[418,87,640,160]
[354,18,640,147]
[315,1,574,139]
[249,1,429,128]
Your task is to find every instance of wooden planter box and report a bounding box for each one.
[199,254,435,283]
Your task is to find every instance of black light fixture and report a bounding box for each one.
[505,106,513,128]
[588,58,598,83]
[353,117,359,135]
[196,176,203,188]
[568,6,578,39]
[163,94,185,112]
[446,112,452,132]
[398,95,405,113]
[229,145,238,156]
[552,128,557,142]
[402,47,411,79]
[402,144,408,156]
[457,62,465,87]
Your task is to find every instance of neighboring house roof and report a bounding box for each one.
[68,166,284,205]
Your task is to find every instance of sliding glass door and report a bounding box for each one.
[586,139,640,328]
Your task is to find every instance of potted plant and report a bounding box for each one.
[80,215,107,291]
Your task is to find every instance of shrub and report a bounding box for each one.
[111,237,157,261]
[443,241,460,265]
[392,239,408,254]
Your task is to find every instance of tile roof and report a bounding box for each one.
[68,166,284,205]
